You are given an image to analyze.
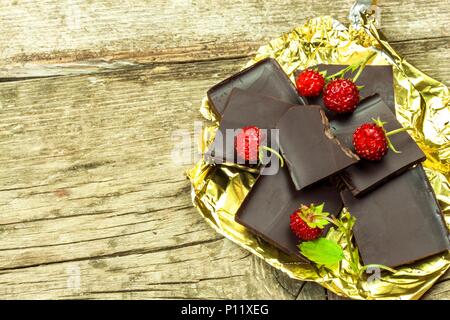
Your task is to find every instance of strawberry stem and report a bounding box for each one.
[352,51,376,82]
[323,216,359,274]
[325,51,377,82]
[259,146,284,167]
[385,127,413,137]
[386,137,401,154]
[385,127,413,154]
[372,117,414,154]
[325,67,352,81]
[352,65,364,83]
[319,70,327,77]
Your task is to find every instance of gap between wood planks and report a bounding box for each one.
[0,36,449,83]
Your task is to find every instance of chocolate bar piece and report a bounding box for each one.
[296,64,395,119]
[206,89,295,164]
[236,165,343,259]
[330,94,426,196]
[277,106,359,190]
[208,58,306,116]
[341,165,450,268]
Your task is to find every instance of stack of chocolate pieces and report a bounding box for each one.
[205,58,450,268]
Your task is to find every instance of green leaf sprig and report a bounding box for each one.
[297,203,330,229]
[297,205,397,279]
[299,238,344,267]
[372,117,414,154]
[296,203,344,268]
[325,51,377,83]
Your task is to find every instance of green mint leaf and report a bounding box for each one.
[299,238,344,267]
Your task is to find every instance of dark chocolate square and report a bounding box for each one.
[276,106,359,190]
[295,64,395,119]
[341,165,450,268]
[208,58,306,117]
[236,165,343,259]
[330,94,426,196]
[206,89,295,164]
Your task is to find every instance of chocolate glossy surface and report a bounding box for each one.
[208,58,306,116]
[277,106,359,190]
[341,165,450,268]
[330,94,425,196]
[207,89,295,164]
[236,165,343,259]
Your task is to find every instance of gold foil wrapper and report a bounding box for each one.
[187,15,450,300]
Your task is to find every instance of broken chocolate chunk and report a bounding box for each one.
[206,89,296,165]
[276,106,359,190]
[236,165,343,259]
[208,58,306,117]
[341,165,450,268]
[330,94,426,196]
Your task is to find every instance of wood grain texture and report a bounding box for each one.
[0,60,302,299]
[296,282,327,300]
[0,240,296,299]
[0,0,449,300]
[1,37,449,86]
[0,0,449,68]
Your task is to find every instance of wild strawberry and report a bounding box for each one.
[235,126,261,162]
[234,126,285,166]
[353,123,388,161]
[323,78,360,113]
[290,203,330,241]
[352,118,412,161]
[295,69,325,97]
[290,215,322,241]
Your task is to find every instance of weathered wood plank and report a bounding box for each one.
[0,61,219,269]
[0,0,448,67]
[0,58,306,299]
[422,279,450,300]
[0,48,449,299]
[390,37,450,85]
[0,240,296,299]
[296,282,327,300]
[0,0,449,299]
[425,268,450,298]
[273,269,305,297]
[1,36,449,87]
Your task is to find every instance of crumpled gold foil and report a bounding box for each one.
[187,15,450,300]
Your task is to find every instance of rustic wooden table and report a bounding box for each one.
[0,0,448,300]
